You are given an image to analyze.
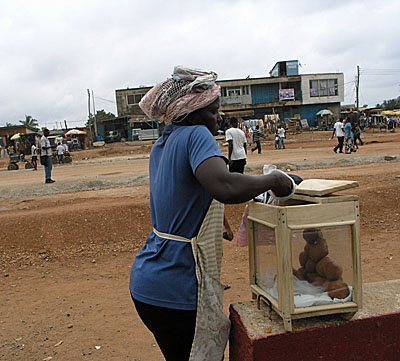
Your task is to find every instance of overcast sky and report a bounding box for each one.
[1,0,399,129]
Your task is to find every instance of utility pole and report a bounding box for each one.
[87,89,91,119]
[355,65,360,125]
[356,65,360,111]
[87,89,93,143]
[64,120,68,129]
[92,90,98,138]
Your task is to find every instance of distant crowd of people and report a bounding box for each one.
[223,115,369,161]
[331,118,363,154]
[1,128,70,183]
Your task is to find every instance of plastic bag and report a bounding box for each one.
[263,164,296,205]
[236,204,249,247]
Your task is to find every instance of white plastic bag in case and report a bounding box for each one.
[263,164,296,205]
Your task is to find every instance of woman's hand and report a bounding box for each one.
[269,171,293,197]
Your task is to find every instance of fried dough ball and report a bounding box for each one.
[305,259,316,273]
[304,243,310,256]
[324,280,349,299]
[308,238,329,262]
[312,276,325,287]
[293,267,306,280]
[316,256,331,277]
[299,251,308,267]
[303,228,323,245]
[325,260,343,281]
[306,272,318,283]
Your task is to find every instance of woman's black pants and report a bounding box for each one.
[132,296,196,361]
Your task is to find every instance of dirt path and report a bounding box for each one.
[1,131,399,360]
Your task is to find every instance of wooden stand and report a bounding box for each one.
[247,181,362,332]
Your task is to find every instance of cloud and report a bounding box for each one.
[0,0,399,127]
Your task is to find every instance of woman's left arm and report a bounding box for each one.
[195,156,292,204]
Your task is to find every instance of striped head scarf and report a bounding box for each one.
[139,66,221,124]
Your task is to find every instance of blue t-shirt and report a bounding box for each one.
[344,123,353,138]
[130,124,227,310]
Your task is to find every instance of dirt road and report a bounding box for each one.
[1,131,399,360]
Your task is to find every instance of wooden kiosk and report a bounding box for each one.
[247,179,362,331]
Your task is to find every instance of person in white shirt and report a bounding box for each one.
[56,143,65,164]
[31,144,38,170]
[225,117,247,173]
[40,128,55,183]
[278,125,286,150]
[331,119,345,153]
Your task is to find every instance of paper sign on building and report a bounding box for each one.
[279,88,295,101]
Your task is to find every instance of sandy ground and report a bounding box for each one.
[1,130,399,360]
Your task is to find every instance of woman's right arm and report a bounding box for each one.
[195,156,293,204]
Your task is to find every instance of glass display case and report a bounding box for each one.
[248,179,362,331]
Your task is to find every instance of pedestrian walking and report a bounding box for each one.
[225,117,247,174]
[31,143,38,170]
[247,127,253,147]
[331,119,344,153]
[40,128,55,183]
[344,118,356,154]
[56,142,65,164]
[278,125,286,149]
[274,130,279,150]
[352,123,364,148]
[251,125,262,154]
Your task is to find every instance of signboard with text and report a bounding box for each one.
[279,88,295,101]
[300,119,309,128]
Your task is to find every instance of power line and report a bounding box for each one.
[95,96,116,104]
[359,67,400,76]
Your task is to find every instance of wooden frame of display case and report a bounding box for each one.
[247,194,362,332]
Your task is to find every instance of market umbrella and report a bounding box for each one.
[65,129,86,135]
[10,133,21,140]
[316,109,333,116]
[381,110,396,116]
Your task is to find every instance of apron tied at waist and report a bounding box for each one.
[153,199,230,361]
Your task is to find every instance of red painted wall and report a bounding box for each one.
[230,305,400,361]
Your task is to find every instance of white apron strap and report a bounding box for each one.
[189,199,230,361]
[152,228,191,243]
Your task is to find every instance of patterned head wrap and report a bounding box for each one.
[139,66,221,124]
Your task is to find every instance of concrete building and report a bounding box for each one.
[219,61,344,126]
[114,61,344,138]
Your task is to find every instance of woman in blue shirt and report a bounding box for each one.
[344,118,356,154]
[130,66,294,361]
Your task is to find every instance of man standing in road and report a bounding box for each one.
[331,118,344,153]
[278,125,286,149]
[225,117,247,174]
[56,142,65,164]
[40,128,55,183]
[31,143,38,171]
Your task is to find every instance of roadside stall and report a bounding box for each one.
[315,109,334,130]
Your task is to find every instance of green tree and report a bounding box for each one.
[377,96,400,110]
[19,115,39,127]
[86,109,115,127]
[94,109,115,121]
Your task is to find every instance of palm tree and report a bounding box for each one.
[19,115,39,127]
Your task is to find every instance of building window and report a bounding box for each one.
[221,86,249,97]
[310,79,338,97]
[127,93,145,105]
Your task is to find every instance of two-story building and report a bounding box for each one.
[114,60,344,139]
[218,60,344,127]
